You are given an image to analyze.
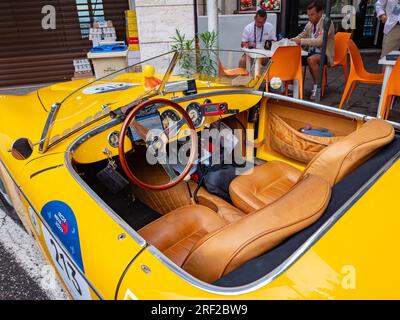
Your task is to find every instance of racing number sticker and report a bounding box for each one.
[41,201,91,300]
[43,226,92,300]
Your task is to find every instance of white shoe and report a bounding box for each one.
[310,89,316,100]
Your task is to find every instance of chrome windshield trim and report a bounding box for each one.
[65,120,146,248]
[38,102,61,154]
[159,50,182,94]
[262,92,400,130]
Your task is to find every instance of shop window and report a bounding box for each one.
[239,0,281,13]
[76,0,105,38]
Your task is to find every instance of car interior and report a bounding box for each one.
[71,91,398,287]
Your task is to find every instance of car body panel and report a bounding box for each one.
[0,152,145,300]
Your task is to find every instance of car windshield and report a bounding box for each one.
[45,49,268,150]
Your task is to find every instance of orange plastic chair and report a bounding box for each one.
[339,40,383,109]
[218,59,249,77]
[266,46,303,99]
[333,32,352,82]
[380,58,400,119]
[303,32,351,97]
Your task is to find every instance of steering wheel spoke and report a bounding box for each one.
[160,162,178,181]
[118,98,197,191]
[130,117,149,141]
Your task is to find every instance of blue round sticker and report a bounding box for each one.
[41,201,84,271]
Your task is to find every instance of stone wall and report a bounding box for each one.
[135,0,195,71]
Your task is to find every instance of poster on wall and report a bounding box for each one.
[239,0,281,13]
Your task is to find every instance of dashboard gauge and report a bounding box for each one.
[186,102,204,128]
[107,131,120,148]
[160,109,180,130]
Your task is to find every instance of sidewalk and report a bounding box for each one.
[303,51,400,123]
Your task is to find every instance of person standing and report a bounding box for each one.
[291,1,335,100]
[376,0,400,57]
[239,9,276,68]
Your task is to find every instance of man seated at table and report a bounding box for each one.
[239,9,276,69]
[291,1,335,99]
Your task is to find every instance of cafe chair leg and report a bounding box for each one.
[339,79,355,109]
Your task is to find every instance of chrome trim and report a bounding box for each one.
[160,51,182,95]
[147,149,400,295]
[30,164,64,179]
[171,89,264,104]
[39,102,61,154]
[0,158,104,300]
[262,92,400,131]
[186,102,205,128]
[107,131,120,148]
[65,120,146,247]
[0,176,12,207]
[255,58,273,90]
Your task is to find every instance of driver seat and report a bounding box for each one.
[138,174,331,283]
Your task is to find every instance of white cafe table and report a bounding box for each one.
[242,47,308,99]
[377,51,400,119]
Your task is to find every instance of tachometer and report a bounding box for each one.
[186,102,204,128]
[160,109,180,130]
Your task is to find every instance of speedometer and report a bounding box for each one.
[186,102,204,128]
[160,109,180,130]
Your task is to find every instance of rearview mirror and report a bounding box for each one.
[10,138,34,160]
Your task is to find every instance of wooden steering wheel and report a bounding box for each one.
[118,98,198,191]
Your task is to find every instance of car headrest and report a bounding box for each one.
[302,119,395,186]
[182,174,331,283]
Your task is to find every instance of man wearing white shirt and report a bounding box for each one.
[376,0,400,57]
[239,9,276,68]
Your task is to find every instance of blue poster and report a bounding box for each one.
[41,201,84,271]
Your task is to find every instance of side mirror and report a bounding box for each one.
[270,77,283,90]
[10,138,34,160]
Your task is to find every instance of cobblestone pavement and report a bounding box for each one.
[303,51,400,123]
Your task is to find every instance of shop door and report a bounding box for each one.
[0,0,129,87]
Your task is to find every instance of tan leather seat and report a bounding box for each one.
[138,205,227,266]
[302,119,394,185]
[188,182,246,222]
[230,119,394,213]
[229,161,301,213]
[139,174,331,283]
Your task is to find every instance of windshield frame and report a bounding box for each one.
[40,48,270,153]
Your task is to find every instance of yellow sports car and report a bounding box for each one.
[0,49,399,300]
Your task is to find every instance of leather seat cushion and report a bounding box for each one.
[138,205,227,266]
[188,182,246,223]
[229,161,302,213]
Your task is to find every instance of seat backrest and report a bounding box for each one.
[267,46,302,82]
[385,58,400,96]
[334,32,351,65]
[182,174,331,283]
[348,39,367,76]
[302,119,394,186]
